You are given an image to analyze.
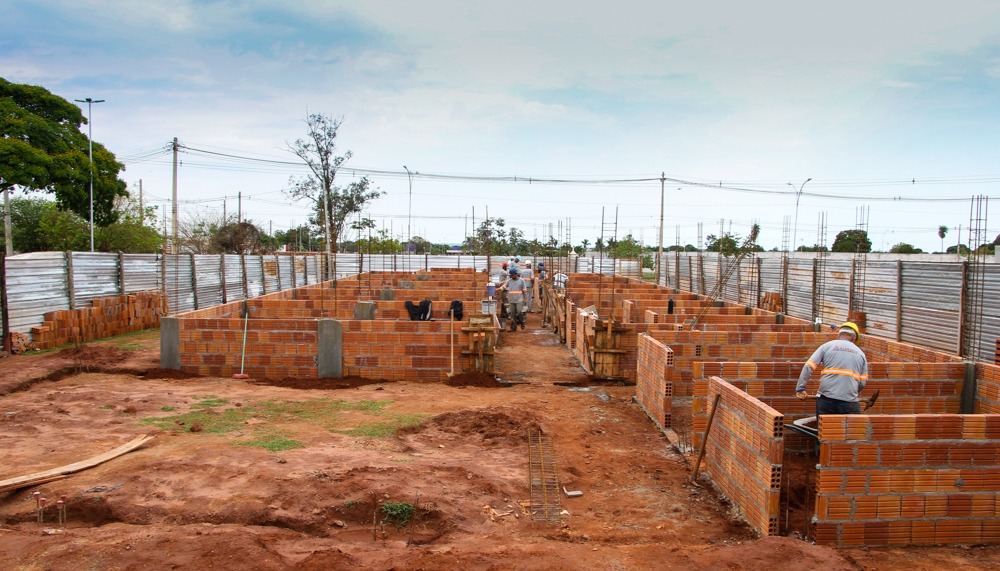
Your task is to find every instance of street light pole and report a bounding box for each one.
[403,165,413,251]
[74,97,105,252]
[787,178,811,253]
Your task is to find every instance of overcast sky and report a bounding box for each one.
[4,1,1000,252]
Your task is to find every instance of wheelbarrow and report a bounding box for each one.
[784,390,880,440]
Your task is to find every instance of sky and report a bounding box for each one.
[4,0,1000,252]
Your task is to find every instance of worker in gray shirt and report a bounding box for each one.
[501,268,527,331]
[795,322,868,415]
[520,261,534,312]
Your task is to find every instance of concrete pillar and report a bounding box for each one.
[318,319,343,378]
[354,301,377,320]
[961,361,978,414]
[160,317,180,369]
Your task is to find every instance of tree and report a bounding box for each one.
[0,196,55,252]
[705,232,740,256]
[889,242,923,254]
[579,238,590,253]
[937,225,949,253]
[212,221,271,255]
[0,77,127,225]
[946,244,970,255]
[831,229,871,253]
[39,208,89,251]
[285,114,383,256]
[462,217,507,255]
[610,234,643,259]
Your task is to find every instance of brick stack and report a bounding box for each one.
[31,291,165,348]
[635,334,674,431]
[694,376,785,537]
[814,414,1000,546]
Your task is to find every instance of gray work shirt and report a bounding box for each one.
[796,339,869,402]
[505,276,526,302]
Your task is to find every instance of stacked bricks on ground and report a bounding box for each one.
[30,291,165,349]
[814,414,1000,546]
[698,376,785,537]
[167,269,492,381]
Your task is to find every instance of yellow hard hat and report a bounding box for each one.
[839,321,860,342]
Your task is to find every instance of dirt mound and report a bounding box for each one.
[56,345,132,367]
[403,407,543,446]
[444,372,510,388]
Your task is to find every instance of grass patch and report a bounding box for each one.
[234,428,305,452]
[336,413,427,437]
[100,405,115,410]
[140,397,422,441]
[381,502,415,528]
[192,396,229,408]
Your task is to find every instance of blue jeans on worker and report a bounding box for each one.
[816,394,861,415]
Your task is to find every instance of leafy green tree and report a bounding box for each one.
[796,244,829,252]
[610,234,644,259]
[96,221,162,253]
[39,207,89,251]
[409,235,432,254]
[0,77,127,225]
[285,114,383,254]
[462,217,507,255]
[831,229,871,253]
[937,225,948,253]
[0,196,55,252]
[889,242,923,254]
[706,232,740,256]
[946,244,970,255]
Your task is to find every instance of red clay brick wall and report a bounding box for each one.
[340,320,468,381]
[814,414,1000,546]
[694,376,785,537]
[636,334,674,431]
[31,291,165,348]
[977,363,1000,414]
[177,311,319,379]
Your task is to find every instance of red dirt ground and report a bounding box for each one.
[1,315,998,570]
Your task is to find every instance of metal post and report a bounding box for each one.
[74,97,105,252]
[788,178,811,253]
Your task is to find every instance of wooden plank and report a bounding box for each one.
[0,434,154,493]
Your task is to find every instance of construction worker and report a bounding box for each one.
[502,268,527,331]
[795,322,868,415]
[520,261,534,312]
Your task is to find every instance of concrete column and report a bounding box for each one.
[318,319,343,378]
[961,361,978,414]
[160,317,180,369]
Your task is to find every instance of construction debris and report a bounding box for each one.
[0,434,153,493]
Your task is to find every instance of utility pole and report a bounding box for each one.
[657,172,665,285]
[3,187,12,256]
[138,179,143,222]
[171,137,179,253]
[403,165,414,250]
[74,97,105,251]
[788,178,812,253]
[238,191,242,223]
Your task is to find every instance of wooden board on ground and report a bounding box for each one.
[0,434,154,493]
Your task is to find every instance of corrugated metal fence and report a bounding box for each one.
[0,252,640,343]
[657,251,999,362]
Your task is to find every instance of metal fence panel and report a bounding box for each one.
[857,261,900,340]
[72,252,120,305]
[246,256,265,298]
[262,255,280,293]
[816,259,851,326]
[785,258,814,321]
[123,254,161,294]
[165,255,195,314]
[980,265,1000,363]
[195,255,224,309]
[6,252,69,334]
[900,262,963,354]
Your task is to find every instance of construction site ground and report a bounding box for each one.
[1,314,998,570]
